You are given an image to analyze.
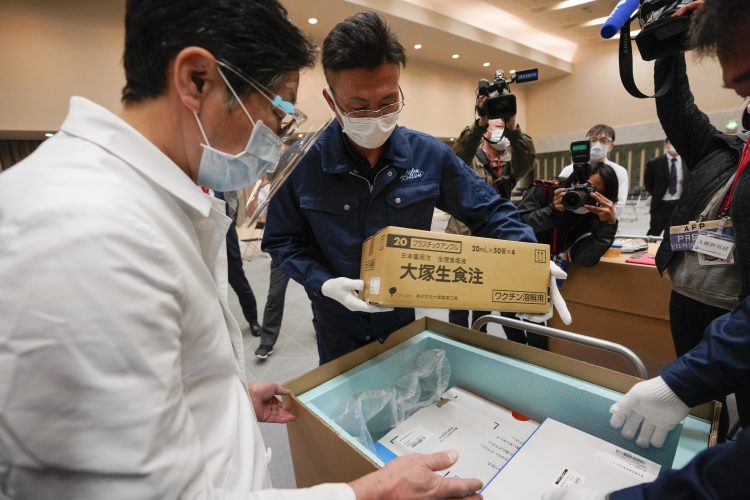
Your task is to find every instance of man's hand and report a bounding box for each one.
[476,95,489,128]
[585,192,617,224]
[610,376,690,448]
[321,277,394,313]
[552,188,566,213]
[247,381,296,424]
[349,450,483,500]
[674,0,703,17]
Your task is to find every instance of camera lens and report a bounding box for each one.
[562,190,586,210]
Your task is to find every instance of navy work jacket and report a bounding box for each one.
[262,120,536,340]
[611,295,750,499]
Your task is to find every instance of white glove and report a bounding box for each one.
[321,277,394,313]
[609,376,690,448]
[542,486,607,500]
[517,261,572,325]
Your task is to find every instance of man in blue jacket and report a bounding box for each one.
[262,11,539,364]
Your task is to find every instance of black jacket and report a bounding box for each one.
[654,55,748,298]
[644,154,689,213]
[518,181,617,267]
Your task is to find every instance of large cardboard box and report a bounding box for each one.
[360,226,550,313]
[283,317,719,490]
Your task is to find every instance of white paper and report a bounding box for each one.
[369,277,381,296]
[482,419,660,499]
[692,233,734,260]
[376,387,539,483]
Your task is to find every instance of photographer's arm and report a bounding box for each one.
[517,186,562,235]
[452,96,489,165]
[568,219,617,268]
[505,125,536,186]
[452,122,487,166]
[655,54,717,172]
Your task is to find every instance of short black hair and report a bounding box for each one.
[122,0,315,104]
[587,124,616,143]
[322,11,406,78]
[690,0,750,56]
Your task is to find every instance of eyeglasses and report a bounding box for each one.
[330,88,406,120]
[588,136,613,145]
[216,60,307,140]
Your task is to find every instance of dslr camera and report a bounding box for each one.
[562,141,596,211]
[477,68,538,121]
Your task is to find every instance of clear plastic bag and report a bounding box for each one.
[330,349,451,453]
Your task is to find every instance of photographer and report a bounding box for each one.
[644,2,750,439]
[559,124,629,215]
[445,93,536,331]
[518,163,619,268]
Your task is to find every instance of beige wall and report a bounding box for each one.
[525,41,740,150]
[0,0,522,140]
[1,0,733,144]
[0,0,126,135]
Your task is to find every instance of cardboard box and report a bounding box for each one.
[483,418,660,498]
[360,226,551,313]
[376,387,540,485]
[283,317,719,489]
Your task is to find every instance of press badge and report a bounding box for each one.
[693,230,735,266]
[669,219,733,252]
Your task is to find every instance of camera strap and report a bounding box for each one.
[618,18,675,99]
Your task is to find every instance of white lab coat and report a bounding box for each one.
[0,97,354,500]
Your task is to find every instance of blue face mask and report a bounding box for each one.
[194,66,284,192]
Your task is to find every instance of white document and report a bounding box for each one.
[483,419,661,499]
[376,387,540,484]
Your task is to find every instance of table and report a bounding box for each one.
[547,243,676,378]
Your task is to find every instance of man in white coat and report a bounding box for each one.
[0,1,482,499]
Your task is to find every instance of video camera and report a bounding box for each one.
[562,141,596,211]
[477,68,538,121]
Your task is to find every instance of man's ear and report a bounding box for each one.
[321,88,336,112]
[172,47,220,113]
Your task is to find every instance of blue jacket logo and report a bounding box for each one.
[400,168,425,182]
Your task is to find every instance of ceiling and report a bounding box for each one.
[281,0,630,84]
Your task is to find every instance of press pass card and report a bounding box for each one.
[669,219,733,252]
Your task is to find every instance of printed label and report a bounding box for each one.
[386,234,462,254]
[392,425,434,450]
[596,446,660,481]
[692,232,734,260]
[669,220,733,252]
[552,467,585,488]
[492,290,548,305]
[369,277,381,296]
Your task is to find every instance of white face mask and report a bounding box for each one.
[194,66,284,192]
[329,90,401,149]
[590,141,609,161]
[487,129,510,152]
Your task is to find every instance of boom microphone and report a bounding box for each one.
[600,0,640,39]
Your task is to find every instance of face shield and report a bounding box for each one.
[234,69,334,227]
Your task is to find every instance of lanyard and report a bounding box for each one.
[719,140,750,216]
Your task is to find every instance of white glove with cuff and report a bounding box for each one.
[516,261,572,325]
[542,486,607,500]
[609,376,690,448]
[321,277,394,313]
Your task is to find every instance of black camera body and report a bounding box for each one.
[635,11,691,61]
[563,140,595,211]
[477,68,538,121]
[563,182,597,211]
